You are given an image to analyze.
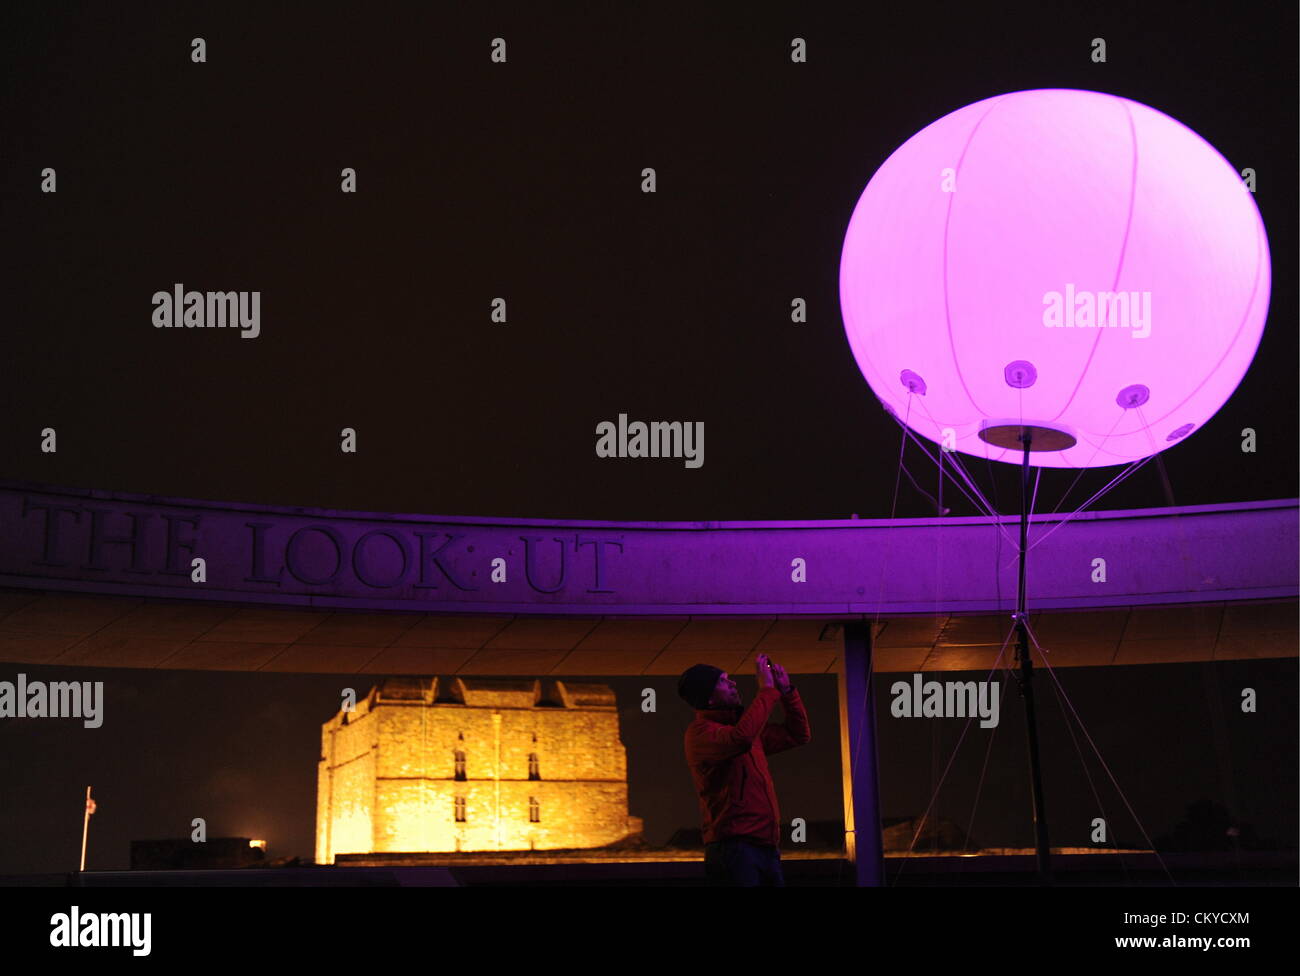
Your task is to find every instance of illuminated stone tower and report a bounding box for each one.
[315,676,644,864]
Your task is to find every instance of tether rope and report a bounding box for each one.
[1024,619,1178,886]
[848,393,1207,887]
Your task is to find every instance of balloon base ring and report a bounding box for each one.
[978,422,1077,452]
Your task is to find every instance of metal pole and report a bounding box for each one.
[79,785,91,872]
[1015,431,1052,883]
[838,621,884,886]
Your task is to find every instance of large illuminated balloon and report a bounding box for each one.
[839,88,1270,468]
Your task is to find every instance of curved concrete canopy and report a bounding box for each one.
[0,588,1294,675]
[1,480,1295,616]
[0,480,1295,673]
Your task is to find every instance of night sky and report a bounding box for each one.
[1,1,1294,520]
[0,2,1296,876]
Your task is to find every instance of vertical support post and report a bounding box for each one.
[838,620,884,886]
[1015,431,1052,884]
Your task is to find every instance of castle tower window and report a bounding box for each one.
[454,796,466,823]
[454,749,466,781]
[529,797,540,823]
[528,752,540,780]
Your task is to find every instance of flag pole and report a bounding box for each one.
[79,785,93,872]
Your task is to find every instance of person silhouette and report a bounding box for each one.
[678,653,810,886]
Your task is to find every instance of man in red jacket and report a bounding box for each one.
[679,653,811,886]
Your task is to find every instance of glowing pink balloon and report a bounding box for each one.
[839,88,1270,468]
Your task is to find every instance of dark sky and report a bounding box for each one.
[0,1,1295,521]
[0,3,1295,875]
[1,659,1293,874]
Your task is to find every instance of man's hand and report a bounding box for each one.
[756,653,775,689]
[771,661,792,694]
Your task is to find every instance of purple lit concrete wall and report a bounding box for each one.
[0,480,1295,616]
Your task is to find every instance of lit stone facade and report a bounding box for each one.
[316,676,644,864]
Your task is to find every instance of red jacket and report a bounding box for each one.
[684,685,811,848]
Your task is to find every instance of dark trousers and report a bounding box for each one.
[704,837,785,886]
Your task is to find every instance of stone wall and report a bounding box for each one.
[317,678,642,863]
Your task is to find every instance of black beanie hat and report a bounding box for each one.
[678,664,724,710]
